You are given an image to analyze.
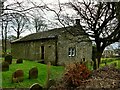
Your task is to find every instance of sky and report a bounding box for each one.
[3,0,77,36]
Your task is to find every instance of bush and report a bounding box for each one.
[63,62,91,87]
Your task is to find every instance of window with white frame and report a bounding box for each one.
[68,48,76,57]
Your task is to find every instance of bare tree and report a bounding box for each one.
[1,13,12,55]
[11,13,28,39]
[116,2,120,57]
[0,0,4,16]
[43,1,120,69]
[1,0,12,55]
[0,0,48,56]
[32,16,47,33]
[68,1,120,69]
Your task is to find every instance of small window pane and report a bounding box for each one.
[68,48,72,56]
[68,48,76,57]
[72,48,75,56]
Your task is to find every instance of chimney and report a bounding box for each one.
[75,19,80,26]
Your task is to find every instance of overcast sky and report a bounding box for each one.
[3,0,77,36]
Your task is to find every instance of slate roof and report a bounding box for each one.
[11,26,86,43]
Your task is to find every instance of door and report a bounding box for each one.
[41,46,44,59]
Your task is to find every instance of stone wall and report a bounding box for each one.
[11,31,92,65]
[11,39,57,65]
[57,31,92,65]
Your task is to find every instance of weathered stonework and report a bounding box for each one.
[16,58,23,64]
[29,67,38,79]
[11,26,92,65]
[2,61,9,71]
[12,69,24,83]
[30,83,43,90]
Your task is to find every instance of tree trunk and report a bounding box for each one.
[92,41,105,69]
[17,31,20,39]
[4,20,9,55]
[92,46,97,70]
[96,51,103,68]
[93,58,97,70]
[1,19,5,56]
[96,44,104,69]
[93,49,103,70]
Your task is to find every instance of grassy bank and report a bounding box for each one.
[1,57,120,88]
[1,59,64,88]
[101,58,120,68]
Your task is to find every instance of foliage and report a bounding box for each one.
[63,63,91,87]
[101,58,120,69]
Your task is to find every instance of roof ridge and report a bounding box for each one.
[11,26,86,43]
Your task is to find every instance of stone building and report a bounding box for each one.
[11,24,92,65]
[102,49,115,58]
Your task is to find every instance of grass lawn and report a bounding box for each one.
[1,57,120,88]
[100,58,120,68]
[86,58,120,70]
[0,59,64,88]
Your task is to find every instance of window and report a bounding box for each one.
[68,48,76,57]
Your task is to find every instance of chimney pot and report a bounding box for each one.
[75,19,80,25]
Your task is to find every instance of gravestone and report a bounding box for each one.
[30,83,43,90]
[29,67,38,79]
[5,55,12,64]
[12,69,24,83]
[47,79,56,89]
[16,59,23,64]
[2,61,9,71]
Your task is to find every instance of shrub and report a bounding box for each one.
[5,55,12,64]
[63,62,91,87]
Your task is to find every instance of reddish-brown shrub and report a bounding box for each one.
[63,62,91,87]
